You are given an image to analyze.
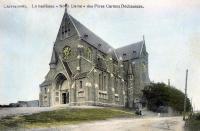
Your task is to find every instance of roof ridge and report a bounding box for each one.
[68,14,81,37]
[68,14,118,60]
[69,15,113,48]
[115,40,144,50]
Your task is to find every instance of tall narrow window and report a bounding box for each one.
[44,88,47,94]
[99,74,102,90]
[104,76,106,91]
[114,78,116,92]
[85,47,92,60]
[114,78,118,94]
[80,81,82,88]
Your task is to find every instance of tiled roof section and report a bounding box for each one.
[40,80,52,87]
[69,15,117,60]
[115,41,144,61]
[75,72,89,79]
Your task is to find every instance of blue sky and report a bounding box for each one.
[0,0,200,110]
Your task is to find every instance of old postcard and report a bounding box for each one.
[0,0,199,130]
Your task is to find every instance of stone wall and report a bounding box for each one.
[39,11,150,108]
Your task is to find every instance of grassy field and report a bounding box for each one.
[0,108,134,130]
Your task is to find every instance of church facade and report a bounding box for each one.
[39,9,150,108]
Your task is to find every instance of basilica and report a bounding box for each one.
[39,9,150,108]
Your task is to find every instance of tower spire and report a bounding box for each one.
[143,35,145,44]
[65,4,68,14]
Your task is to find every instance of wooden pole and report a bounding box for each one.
[168,79,170,87]
[183,69,188,120]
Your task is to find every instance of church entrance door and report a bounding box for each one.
[62,92,69,104]
[55,73,70,105]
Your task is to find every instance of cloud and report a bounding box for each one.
[189,33,200,62]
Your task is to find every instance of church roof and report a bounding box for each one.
[40,80,51,87]
[68,15,118,60]
[74,72,89,79]
[115,41,144,61]
[55,10,146,62]
[68,13,145,61]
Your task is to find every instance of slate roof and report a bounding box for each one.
[53,11,145,65]
[40,80,52,87]
[115,41,144,61]
[75,72,89,79]
[68,13,144,61]
[68,15,118,60]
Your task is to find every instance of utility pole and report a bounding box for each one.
[183,69,188,120]
[191,98,193,113]
[168,79,170,87]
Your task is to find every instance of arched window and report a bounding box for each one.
[44,88,47,94]
[99,73,102,90]
[80,81,83,88]
[63,46,72,60]
[85,47,92,60]
[114,78,118,94]
[103,75,107,91]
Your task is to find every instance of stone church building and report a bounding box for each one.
[39,9,150,108]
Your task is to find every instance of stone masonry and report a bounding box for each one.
[39,9,150,108]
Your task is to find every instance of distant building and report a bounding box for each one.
[39,9,150,108]
[9,103,19,107]
[17,100,39,107]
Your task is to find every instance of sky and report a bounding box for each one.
[0,0,200,110]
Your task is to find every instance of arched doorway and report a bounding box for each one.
[55,73,70,104]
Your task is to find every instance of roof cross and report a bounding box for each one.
[65,4,68,13]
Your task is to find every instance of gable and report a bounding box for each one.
[115,41,144,61]
[55,11,78,42]
[52,10,148,68]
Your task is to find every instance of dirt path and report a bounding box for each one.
[30,116,185,131]
[0,107,185,131]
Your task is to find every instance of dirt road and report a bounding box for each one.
[0,107,185,131]
[32,116,185,131]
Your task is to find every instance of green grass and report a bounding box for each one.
[0,108,134,130]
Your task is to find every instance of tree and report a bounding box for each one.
[143,82,191,113]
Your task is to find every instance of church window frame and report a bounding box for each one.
[84,47,92,61]
[55,92,59,96]
[63,46,72,60]
[99,74,101,90]
[114,77,118,94]
[99,73,103,90]
[55,97,59,102]
[80,81,83,89]
[103,75,107,91]
[129,75,133,80]
[44,88,47,94]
